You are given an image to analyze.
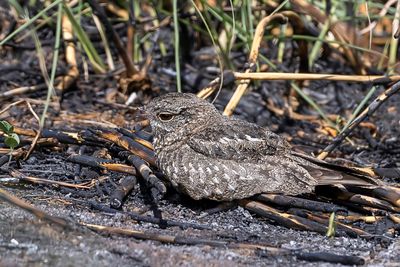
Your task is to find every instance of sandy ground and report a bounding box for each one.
[1,188,399,267]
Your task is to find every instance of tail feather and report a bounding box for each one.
[291,151,381,186]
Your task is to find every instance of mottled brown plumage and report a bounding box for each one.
[146,93,380,201]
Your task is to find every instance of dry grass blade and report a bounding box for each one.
[57,13,79,92]
[9,169,95,189]
[0,187,72,228]
[223,13,287,116]
[233,72,400,83]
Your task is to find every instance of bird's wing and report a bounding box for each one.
[187,118,290,161]
[186,119,318,195]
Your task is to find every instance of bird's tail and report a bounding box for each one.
[291,151,400,209]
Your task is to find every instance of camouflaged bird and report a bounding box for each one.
[146,93,380,201]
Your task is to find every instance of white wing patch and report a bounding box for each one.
[214,188,223,195]
[228,184,236,191]
[245,134,263,142]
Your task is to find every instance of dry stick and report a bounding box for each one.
[105,1,129,20]
[255,193,346,213]
[317,80,400,160]
[389,214,400,224]
[197,71,399,100]
[0,99,26,115]
[9,169,95,189]
[23,101,41,160]
[0,84,48,99]
[93,129,156,166]
[121,152,167,198]
[0,187,72,228]
[233,72,400,83]
[82,221,276,249]
[239,199,352,236]
[100,162,137,175]
[126,0,135,63]
[82,222,365,265]
[0,146,28,167]
[223,13,288,116]
[0,184,368,264]
[86,0,137,76]
[118,127,154,150]
[87,200,211,230]
[67,154,137,176]
[57,13,79,92]
[197,71,236,99]
[303,212,370,237]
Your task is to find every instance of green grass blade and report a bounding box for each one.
[172,0,182,92]
[41,2,63,127]
[1,0,63,46]
[340,85,378,134]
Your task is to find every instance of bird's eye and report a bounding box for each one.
[158,113,174,121]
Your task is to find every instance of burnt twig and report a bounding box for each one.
[318,81,400,160]
[110,175,137,209]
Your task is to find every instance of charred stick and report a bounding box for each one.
[347,194,400,212]
[239,200,351,236]
[303,212,370,237]
[100,163,136,175]
[294,252,364,266]
[0,155,9,167]
[118,127,153,149]
[88,200,211,230]
[0,187,72,228]
[255,193,347,213]
[83,222,364,265]
[318,80,400,160]
[92,128,156,166]
[345,185,400,207]
[67,154,137,176]
[67,154,110,169]
[110,175,137,209]
[120,152,166,197]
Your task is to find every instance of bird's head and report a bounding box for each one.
[145,93,221,147]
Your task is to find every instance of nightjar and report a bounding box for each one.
[146,93,379,201]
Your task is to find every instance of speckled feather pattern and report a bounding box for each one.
[146,93,376,201]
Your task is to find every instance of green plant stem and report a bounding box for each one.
[173,0,181,93]
[40,2,63,128]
